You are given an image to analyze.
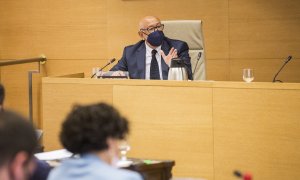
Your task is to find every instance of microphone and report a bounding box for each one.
[192,52,202,80]
[91,58,116,78]
[272,56,292,82]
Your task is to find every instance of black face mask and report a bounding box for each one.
[147,31,165,46]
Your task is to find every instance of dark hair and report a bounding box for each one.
[0,110,37,166]
[60,103,129,154]
[0,83,5,106]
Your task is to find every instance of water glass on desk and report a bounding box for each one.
[119,141,131,161]
[243,68,254,83]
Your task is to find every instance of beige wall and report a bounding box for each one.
[0,0,300,126]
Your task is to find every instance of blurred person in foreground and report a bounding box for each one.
[0,110,37,180]
[48,103,143,180]
[0,83,5,111]
[0,83,51,180]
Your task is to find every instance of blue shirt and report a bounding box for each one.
[47,154,143,180]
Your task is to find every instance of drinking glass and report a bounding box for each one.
[119,141,131,161]
[243,68,254,83]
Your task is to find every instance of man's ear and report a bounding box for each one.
[107,138,117,149]
[10,151,29,180]
[138,31,144,40]
[106,138,119,155]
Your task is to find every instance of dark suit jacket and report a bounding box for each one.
[110,37,193,80]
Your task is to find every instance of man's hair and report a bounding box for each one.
[0,83,5,105]
[0,110,37,166]
[60,103,129,154]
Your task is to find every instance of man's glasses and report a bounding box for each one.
[140,24,164,34]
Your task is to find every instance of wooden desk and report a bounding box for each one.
[126,159,175,180]
[47,158,174,180]
[42,74,300,180]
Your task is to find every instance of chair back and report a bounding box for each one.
[162,20,206,80]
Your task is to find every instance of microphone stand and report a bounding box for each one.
[91,58,116,78]
[272,56,292,83]
[192,52,202,80]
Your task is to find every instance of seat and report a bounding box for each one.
[162,20,206,80]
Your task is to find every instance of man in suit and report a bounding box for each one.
[111,16,193,80]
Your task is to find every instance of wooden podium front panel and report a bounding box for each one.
[42,78,300,180]
[113,85,213,180]
[213,87,300,180]
[42,81,113,150]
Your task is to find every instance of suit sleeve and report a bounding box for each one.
[178,42,193,80]
[110,47,128,71]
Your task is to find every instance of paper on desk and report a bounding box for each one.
[116,160,133,168]
[35,149,73,161]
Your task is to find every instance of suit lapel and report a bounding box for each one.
[161,40,171,80]
[136,43,146,79]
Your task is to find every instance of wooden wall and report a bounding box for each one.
[0,0,300,125]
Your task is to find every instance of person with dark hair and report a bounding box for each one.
[0,84,5,110]
[0,83,51,180]
[48,103,143,180]
[0,110,37,180]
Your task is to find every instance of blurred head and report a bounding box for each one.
[60,103,129,164]
[0,110,37,180]
[0,84,5,109]
[138,16,165,47]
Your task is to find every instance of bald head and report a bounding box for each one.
[138,16,161,30]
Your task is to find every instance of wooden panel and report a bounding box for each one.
[230,19,300,41]
[0,0,107,60]
[0,26,42,59]
[43,59,110,77]
[107,0,229,59]
[41,79,300,179]
[0,63,42,127]
[36,0,108,60]
[37,25,107,59]
[39,0,107,26]
[230,59,300,82]
[213,87,300,180]
[229,0,300,59]
[0,0,42,59]
[0,0,43,26]
[229,41,300,59]
[205,39,229,60]
[229,0,300,19]
[42,82,113,150]
[113,85,213,179]
[206,59,229,81]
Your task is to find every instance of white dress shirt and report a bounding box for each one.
[145,42,163,80]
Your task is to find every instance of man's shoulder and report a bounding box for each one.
[165,37,188,46]
[164,37,189,51]
[124,40,145,51]
[92,165,143,180]
[112,168,143,180]
[48,160,143,180]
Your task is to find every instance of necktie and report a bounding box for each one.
[150,49,160,80]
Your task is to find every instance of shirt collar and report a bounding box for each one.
[145,42,161,56]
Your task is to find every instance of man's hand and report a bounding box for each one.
[161,47,178,67]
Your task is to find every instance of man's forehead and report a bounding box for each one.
[140,17,160,28]
[146,21,160,27]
